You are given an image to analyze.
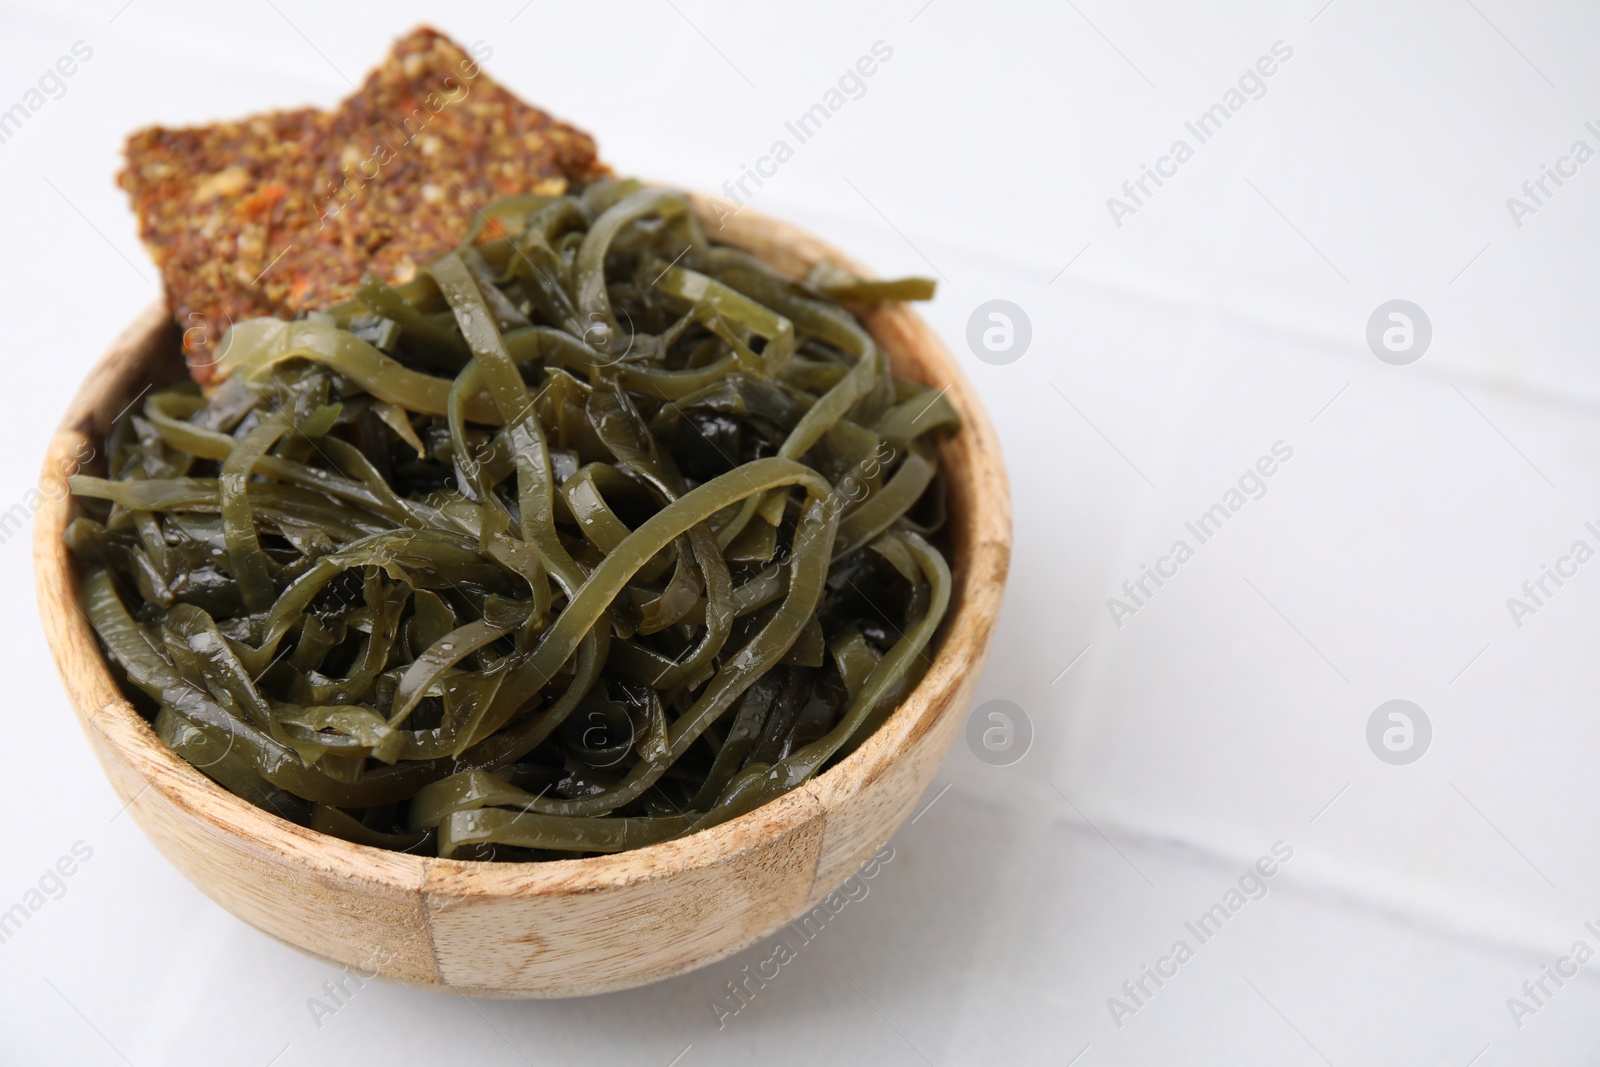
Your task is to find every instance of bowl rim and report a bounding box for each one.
[34,194,1012,906]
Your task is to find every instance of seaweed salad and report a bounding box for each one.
[66,180,957,861]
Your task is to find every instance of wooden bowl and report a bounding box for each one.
[33,198,1012,997]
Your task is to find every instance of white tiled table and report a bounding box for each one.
[3,1,1597,1063]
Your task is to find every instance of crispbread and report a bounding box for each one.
[119,26,608,381]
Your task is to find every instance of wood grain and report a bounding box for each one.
[34,198,1013,997]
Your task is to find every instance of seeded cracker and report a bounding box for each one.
[118,26,609,382]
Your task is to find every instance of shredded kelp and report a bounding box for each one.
[68,180,956,860]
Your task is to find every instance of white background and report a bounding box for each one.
[3,0,1599,1063]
